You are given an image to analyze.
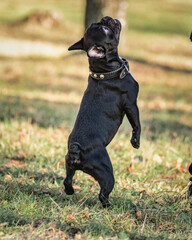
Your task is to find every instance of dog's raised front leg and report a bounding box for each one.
[125,101,141,149]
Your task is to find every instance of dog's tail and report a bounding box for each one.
[65,142,81,165]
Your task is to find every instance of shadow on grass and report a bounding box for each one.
[0,94,192,142]
[0,166,191,239]
[126,55,192,74]
[0,166,64,183]
[0,177,142,239]
[141,109,192,140]
[0,166,98,208]
[28,72,85,93]
[0,95,78,128]
[0,167,98,237]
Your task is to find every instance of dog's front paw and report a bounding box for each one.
[131,130,140,149]
[131,137,140,149]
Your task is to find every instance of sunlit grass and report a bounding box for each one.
[0,118,191,239]
[127,0,192,36]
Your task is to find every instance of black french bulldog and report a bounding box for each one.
[64,16,141,208]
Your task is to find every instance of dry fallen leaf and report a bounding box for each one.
[74,232,82,240]
[111,219,116,224]
[4,160,27,169]
[175,158,184,172]
[19,130,29,143]
[98,236,104,240]
[155,199,165,205]
[126,163,134,172]
[80,212,91,220]
[136,211,142,218]
[124,212,131,217]
[139,188,145,194]
[0,223,8,227]
[16,178,25,185]
[4,174,12,181]
[73,185,81,191]
[37,168,47,174]
[66,214,76,221]
[57,161,65,168]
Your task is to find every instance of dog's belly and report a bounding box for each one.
[69,90,124,149]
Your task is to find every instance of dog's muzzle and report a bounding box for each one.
[87,45,105,59]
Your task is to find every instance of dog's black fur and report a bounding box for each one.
[64,16,141,208]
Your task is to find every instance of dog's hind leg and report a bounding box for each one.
[64,163,75,195]
[83,147,115,208]
[64,143,81,195]
[98,170,115,208]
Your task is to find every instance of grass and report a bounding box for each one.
[127,0,192,36]
[0,0,192,239]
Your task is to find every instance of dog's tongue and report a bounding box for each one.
[88,45,105,58]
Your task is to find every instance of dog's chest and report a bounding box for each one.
[86,80,122,104]
[80,79,125,121]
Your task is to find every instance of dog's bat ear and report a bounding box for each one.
[114,19,121,42]
[68,38,84,51]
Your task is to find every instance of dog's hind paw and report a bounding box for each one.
[65,186,74,195]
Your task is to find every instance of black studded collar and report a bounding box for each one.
[89,57,129,80]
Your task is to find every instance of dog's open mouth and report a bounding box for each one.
[87,45,105,58]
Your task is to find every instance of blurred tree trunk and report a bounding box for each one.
[85,0,128,30]
[85,0,104,30]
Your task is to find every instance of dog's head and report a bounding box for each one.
[68,16,121,61]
